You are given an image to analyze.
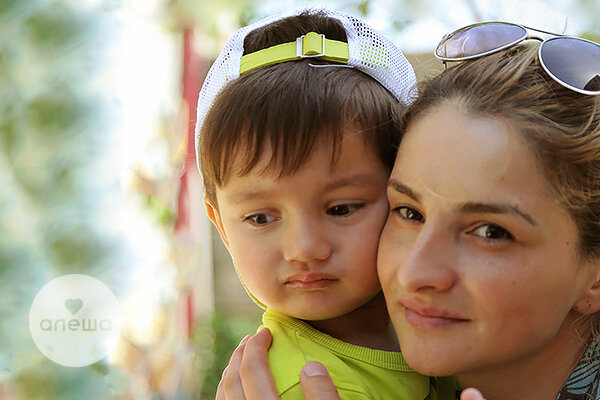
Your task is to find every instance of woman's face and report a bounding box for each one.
[378,101,599,379]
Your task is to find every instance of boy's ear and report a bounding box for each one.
[204,198,230,250]
[574,264,600,315]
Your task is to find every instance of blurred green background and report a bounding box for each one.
[0,0,597,399]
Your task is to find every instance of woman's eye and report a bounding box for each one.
[471,224,513,241]
[395,206,425,222]
[244,213,277,226]
[327,204,363,217]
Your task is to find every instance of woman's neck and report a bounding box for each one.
[456,312,591,400]
[306,291,400,351]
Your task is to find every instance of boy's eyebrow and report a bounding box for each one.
[229,173,384,204]
[227,189,274,204]
[387,178,537,226]
[323,173,385,191]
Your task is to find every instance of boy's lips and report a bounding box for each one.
[400,300,470,329]
[285,273,338,289]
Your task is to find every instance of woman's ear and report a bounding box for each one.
[574,263,600,315]
[204,198,230,250]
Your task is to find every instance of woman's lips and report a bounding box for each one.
[402,303,469,329]
[285,274,338,289]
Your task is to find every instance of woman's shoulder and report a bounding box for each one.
[557,336,600,400]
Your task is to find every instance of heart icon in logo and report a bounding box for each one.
[64,298,84,315]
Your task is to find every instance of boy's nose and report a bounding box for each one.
[397,225,457,293]
[283,218,332,264]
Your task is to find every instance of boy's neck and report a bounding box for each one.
[305,291,400,351]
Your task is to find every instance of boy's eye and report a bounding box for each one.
[244,213,277,226]
[326,204,363,217]
[470,224,513,241]
[394,206,425,222]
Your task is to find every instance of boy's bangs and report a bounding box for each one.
[234,118,343,181]
[200,60,400,194]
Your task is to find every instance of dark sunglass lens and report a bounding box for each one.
[436,23,526,59]
[540,37,600,93]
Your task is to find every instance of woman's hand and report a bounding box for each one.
[460,388,486,400]
[216,328,278,400]
[299,362,340,399]
[216,329,484,400]
[216,328,340,400]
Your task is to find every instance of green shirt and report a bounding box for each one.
[260,308,454,399]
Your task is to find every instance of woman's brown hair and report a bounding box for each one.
[402,44,600,262]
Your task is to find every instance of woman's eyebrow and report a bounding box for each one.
[387,179,420,201]
[388,178,537,226]
[456,202,537,226]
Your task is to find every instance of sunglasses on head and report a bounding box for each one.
[434,21,600,95]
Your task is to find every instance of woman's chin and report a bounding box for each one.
[402,349,463,377]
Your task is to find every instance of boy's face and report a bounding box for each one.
[205,130,390,320]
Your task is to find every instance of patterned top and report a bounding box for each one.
[557,337,600,400]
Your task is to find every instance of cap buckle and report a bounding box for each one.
[296,32,326,58]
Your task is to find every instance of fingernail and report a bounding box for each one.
[302,361,330,377]
[257,327,270,335]
[239,335,250,346]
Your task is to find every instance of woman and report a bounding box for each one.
[216,25,600,400]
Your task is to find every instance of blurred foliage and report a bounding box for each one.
[165,0,257,32]
[192,312,259,400]
[567,0,599,42]
[145,194,177,228]
[0,0,126,398]
[581,30,600,43]
[164,0,410,35]
[10,359,116,400]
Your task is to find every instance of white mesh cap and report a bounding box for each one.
[195,8,418,170]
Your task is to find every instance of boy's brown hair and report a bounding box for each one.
[199,11,402,206]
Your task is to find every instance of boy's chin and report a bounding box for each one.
[290,309,347,321]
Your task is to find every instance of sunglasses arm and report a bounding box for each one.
[521,25,564,37]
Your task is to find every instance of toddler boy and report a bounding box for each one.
[196,9,433,399]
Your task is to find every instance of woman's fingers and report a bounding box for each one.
[300,362,340,400]
[238,328,280,400]
[216,328,339,400]
[460,388,486,400]
[216,335,250,400]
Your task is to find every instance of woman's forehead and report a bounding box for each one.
[394,102,556,209]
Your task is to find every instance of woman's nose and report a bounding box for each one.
[396,225,457,293]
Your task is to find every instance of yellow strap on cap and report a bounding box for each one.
[240,32,349,74]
